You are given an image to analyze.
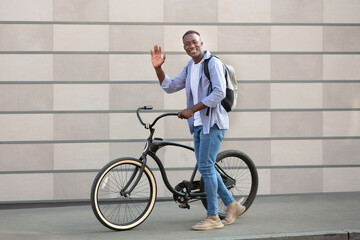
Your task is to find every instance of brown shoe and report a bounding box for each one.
[222,201,246,226]
[192,215,224,231]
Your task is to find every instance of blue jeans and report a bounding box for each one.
[193,124,235,216]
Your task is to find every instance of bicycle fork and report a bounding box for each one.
[120,140,150,197]
[119,157,147,197]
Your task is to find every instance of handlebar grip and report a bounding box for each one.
[143,105,153,110]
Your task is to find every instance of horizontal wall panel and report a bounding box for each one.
[54,25,109,51]
[0,114,53,141]
[323,139,360,165]
[323,111,360,137]
[54,0,109,22]
[271,140,323,166]
[271,55,323,80]
[323,83,360,108]
[324,26,360,52]
[237,83,271,109]
[54,143,109,170]
[271,83,323,109]
[109,0,164,22]
[218,26,271,51]
[218,54,271,81]
[271,168,323,194]
[227,112,271,138]
[0,54,53,81]
[0,24,53,51]
[54,84,109,110]
[0,144,53,171]
[0,174,53,201]
[164,0,217,23]
[0,0,53,21]
[110,25,164,51]
[54,172,96,199]
[271,112,323,137]
[0,84,53,111]
[163,89,187,110]
[110,84,164,110]
[110,54,156,81]
[323,168,360,192]
[323,55,360,80]
[54,54,109,81]
[218,0,271,23]
[271,26,323,52]
[54,114,109,140]
[324,0,360,23]
[271,0,324,23]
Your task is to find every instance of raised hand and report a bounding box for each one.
[150,45,166,69]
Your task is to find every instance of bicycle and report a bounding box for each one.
[90,106,258,231]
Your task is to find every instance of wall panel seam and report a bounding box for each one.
[1,164,359,175]
[1,80,360,84]
[1,136,360,145]
[1,21,360,26]
[1,51,360,54]
[1,108,359,114]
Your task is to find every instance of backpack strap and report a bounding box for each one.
[204,55,228,116]
[204,55,214,116]
[204,56,213,82]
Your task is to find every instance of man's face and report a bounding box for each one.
[183,33,203,60]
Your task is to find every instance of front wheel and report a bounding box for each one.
[201,150,258,219]
[90,158,157,231]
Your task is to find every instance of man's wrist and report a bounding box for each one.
[191,102,207,112]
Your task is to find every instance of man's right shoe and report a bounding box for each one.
[222,201,246,226]
[192,215,224,231]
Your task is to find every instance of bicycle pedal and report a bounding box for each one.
[178,203,190,209]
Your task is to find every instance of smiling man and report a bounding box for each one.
[150,30,245,231]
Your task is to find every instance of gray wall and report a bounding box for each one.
[0,0,360,203]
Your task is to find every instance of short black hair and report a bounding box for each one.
[182,30,201,39]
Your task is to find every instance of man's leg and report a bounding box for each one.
[192,125,227,230]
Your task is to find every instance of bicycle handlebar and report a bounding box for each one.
[136,106,179,129]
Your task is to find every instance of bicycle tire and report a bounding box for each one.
[90,158,157,231]
[200,150,258,219]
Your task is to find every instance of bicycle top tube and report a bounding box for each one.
[136,106,179,129]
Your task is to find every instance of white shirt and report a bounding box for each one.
[190,61,202,126]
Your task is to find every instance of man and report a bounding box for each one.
[150,30,245,231]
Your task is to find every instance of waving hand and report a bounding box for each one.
[151,45,166,68]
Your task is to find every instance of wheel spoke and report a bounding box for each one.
[91,159,156,230]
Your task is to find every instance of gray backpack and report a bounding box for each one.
[204,55,238,113]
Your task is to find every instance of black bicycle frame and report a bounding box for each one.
[147,139,203,198]
[121,107,234,200]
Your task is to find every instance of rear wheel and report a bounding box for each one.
[201,150,258,219]
[90,158,157,230]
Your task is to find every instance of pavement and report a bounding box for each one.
[0,192,360,240]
